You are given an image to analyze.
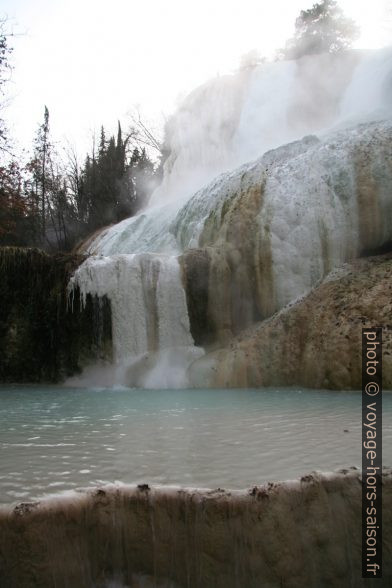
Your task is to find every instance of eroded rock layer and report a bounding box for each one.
[178,121,392,349]
[188,254,392,389]
[0,470,390,587]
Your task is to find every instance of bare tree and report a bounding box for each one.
[126,107,163,158]
[0,18,14,158]
[64,142,83,214]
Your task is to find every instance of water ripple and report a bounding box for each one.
[0,385,390,505]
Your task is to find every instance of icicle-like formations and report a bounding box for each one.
[68,254,202,388]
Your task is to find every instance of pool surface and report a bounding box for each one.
[1,385,391,504]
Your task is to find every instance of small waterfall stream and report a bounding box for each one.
[69,254,203,387]
[1,470,391,587]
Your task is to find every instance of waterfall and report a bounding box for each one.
[68,254,203,388]
[70,48,392,388]
[1,470,391,587]
[87,48,392,258]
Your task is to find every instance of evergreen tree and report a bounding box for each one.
[0,23,160,250]
[129,147,155,212]
[116,122,126,178]
[27,107,76,249]
[90,127,122,228]
[28,106,51,240]
[70,121,158,238]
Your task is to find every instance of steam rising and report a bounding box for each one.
[69,47,392,388]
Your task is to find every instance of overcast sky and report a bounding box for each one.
[2,0,391,157]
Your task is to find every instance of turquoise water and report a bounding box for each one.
[0,386,391,505]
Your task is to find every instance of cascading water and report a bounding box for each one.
[2,470,392,587]
[71,47,392,388]
[69,254,203,387]
[87,48,392,258]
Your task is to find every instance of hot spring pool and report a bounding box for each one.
[1,385,391,505]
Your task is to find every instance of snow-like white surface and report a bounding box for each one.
[71,119,392,387]
[177,121,392,308]
[264,130,359,308]
[87,48,392,257]
[69,49,392,388]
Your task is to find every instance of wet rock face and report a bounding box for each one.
[0,247,112,383]
[181,183,274,346]
[189,254,392,390]
[2,122,391,387]
[178,120,392,378]
[0,470,390,587]
[181,249,212,346]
